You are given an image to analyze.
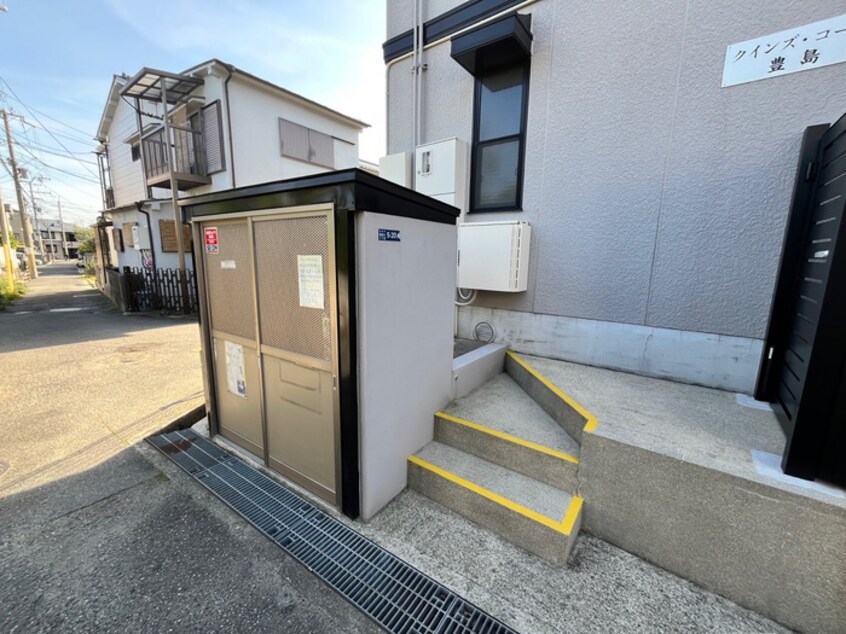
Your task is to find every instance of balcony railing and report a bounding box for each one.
[141,124,211,191]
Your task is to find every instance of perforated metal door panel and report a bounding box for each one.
[203,220,256,342]
[202,220,263,455]
[254,215,333,362]
[253,212,339,501]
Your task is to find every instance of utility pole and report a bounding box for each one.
[0,185,14,287]
[2,109,38,277]
[26,178,47,263]
[57,196,68,259]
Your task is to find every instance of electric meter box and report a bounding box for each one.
[131,223,151,250]
[182,169,459,522]
[414,138,469,212]
[458,221,531,292]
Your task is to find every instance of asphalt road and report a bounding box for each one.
[0,264,377,633]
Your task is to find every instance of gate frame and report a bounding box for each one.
[755,117,846,482]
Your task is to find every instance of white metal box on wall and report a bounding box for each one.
[378,152,412,188]
[458,221,531,292]
[130,222,151,250]
[414,138,469,212]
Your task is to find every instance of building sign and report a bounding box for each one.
[204,226,219,254]
[297,255,325,309]
[378,228,401,242]
[723,14,846,87]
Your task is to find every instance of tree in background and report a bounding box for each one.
[75,225,95,256]
[0,234,23,249]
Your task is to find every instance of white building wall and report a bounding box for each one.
[102,63,362,280]
[385,0,846,391]
[226,74,360,187]
[111,208,143,269]
[107,97,147,208]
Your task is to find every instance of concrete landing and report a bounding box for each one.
[519,354,846,634]
[521,354,842,506]
[444,373,581,458]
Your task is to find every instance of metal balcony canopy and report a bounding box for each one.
[120,67,202,104]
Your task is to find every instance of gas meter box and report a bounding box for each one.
[182,169,459,520]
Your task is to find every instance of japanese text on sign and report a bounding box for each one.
[297,255,325,310]
[204,226,219,254]
[723,14,846,87]
[224,340,246,398]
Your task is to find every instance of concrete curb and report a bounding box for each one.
[153,404,207,436]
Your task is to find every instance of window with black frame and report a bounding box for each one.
[471,61,529,212]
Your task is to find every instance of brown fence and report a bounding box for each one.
[122,266,198,314]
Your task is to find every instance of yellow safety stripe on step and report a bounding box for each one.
[561,495,583,535]
[408,454,583,536]
[506,351,600,434]
[435,411,580,464]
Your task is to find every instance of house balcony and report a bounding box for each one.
[142,124,211,191]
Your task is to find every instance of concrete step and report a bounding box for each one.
[438,373,580,492]
[506,351,598,444]
[408,441,582,566]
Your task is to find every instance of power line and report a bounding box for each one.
[2,162,98,224]
[0,133,97,165]
[0,77,100,180]
[23,123,91,145]
[1,94,92,140]
[13,143,100,184]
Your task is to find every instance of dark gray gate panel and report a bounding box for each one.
[770,112,846,482]
[755,125,829,404]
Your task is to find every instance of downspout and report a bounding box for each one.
[135,201,156,272]
[223,64,237,188]
[415,0,424,150]
[136,201,159,309]
[410,0,418,153]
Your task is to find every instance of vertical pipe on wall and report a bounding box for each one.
[415,0,424,149]
[410,0,418,153]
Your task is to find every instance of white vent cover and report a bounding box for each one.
[457,221,530,292]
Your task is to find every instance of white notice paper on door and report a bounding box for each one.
[224,340,247,398]
[297,255,324,309]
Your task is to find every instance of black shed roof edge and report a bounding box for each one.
[180,169,460,225]
[383,0,525,63]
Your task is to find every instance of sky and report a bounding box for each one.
[0,0,386,226]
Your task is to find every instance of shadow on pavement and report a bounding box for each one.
[0,307,197,354]
[0,444,379,633]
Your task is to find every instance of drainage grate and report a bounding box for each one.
[149,429,519,634]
